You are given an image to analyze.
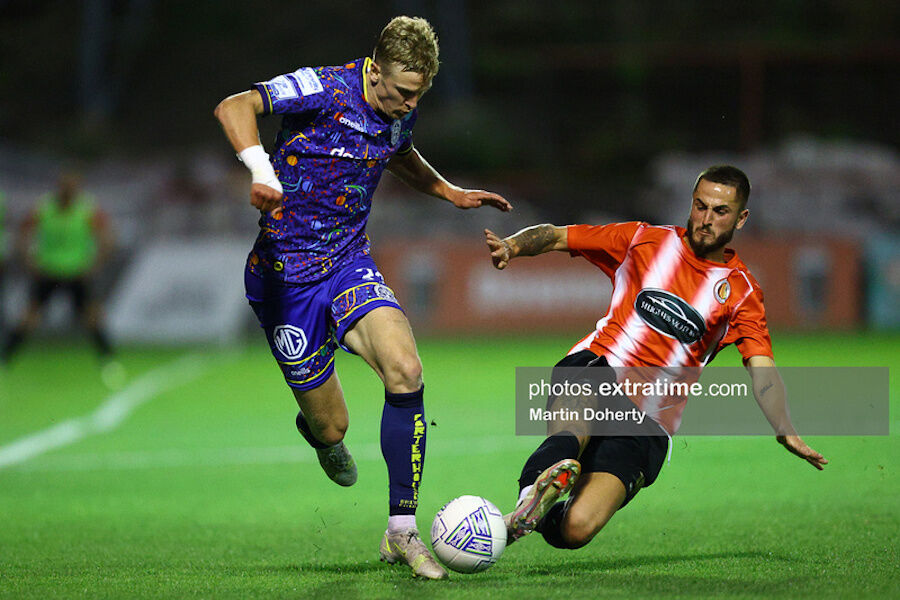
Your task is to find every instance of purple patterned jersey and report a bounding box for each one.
[248,57,416,283]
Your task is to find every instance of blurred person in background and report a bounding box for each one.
[0,189,7,335]
[1,172,115,364]
[215,15,510,579]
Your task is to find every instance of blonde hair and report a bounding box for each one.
[373,16,440,81]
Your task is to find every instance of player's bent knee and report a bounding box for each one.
[304,411,349,447]
[541,521,593,550]
[560,529,594,549]
[383,355,423,392]
[560,513,600,549]
[314,422,348,447]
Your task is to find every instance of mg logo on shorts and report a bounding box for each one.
[634,288,706,344]
[273,325,308,360]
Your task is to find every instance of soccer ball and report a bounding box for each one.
[430,495,507,573]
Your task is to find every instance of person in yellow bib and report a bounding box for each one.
[1,172,114,363]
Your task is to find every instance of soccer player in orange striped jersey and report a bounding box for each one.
[485,165,827,550]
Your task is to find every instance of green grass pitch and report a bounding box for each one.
[0,332,897,599]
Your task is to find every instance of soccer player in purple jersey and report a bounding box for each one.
[214,16,510,579]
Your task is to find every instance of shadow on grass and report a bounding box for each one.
[484,550,810,597]
[504,572,812,597]
[250,550,813,597]
[520,549,791,575]
[258,550,790,577]
[260,561,387,576]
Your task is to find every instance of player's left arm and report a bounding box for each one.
[746,355,828,470]
[386,148,511,212]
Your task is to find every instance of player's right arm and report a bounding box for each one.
[484,225,568,270]
[213,90,283,214]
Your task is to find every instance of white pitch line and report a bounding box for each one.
[0,354,211,470]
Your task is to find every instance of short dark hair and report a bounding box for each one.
[694,165,751,208]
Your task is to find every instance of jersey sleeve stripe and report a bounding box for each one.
[252,83,274,115]
[731,271,756,310]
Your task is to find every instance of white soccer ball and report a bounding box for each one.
[430,495,507,573]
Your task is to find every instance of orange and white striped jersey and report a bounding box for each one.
[565,222,773,434]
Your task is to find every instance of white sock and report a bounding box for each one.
[387,514,417,533]
[517,485,534,506]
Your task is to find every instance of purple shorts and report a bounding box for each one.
[244,254,403,390]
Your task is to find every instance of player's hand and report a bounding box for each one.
[451,189,512,212]
[250,182,284,216]
[485,228,513,270]
[777,435,828,470]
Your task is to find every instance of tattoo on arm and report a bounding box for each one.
[759,382,773,396]
[509,224,558,257]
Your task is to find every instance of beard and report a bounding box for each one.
[685,218,736,258]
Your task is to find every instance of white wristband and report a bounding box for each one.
[237,145,283,194]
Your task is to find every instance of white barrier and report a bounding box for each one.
[108,238,251,344]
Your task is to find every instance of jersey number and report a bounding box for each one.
[356,268,383,282]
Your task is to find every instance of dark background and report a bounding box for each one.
[1,1,897,336]
[2,0,897,221]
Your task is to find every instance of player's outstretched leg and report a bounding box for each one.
[517,432,580,489]
[296,411,357,486]
[505,458,580,543]
[538,471,628,549]
[376,386,446,579]
[342,306,447,578]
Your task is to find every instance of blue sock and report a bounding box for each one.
[381,386,426,516]
[519,432,579,491]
